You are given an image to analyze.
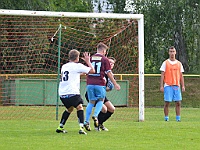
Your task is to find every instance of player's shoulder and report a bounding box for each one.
[100,55,109,62]
[91,53,103,61]
[62,62,85,69]
[176,60,182,64]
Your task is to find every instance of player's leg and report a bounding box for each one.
[100,100,115,131]
[71,95,87,134]
[92,85,106,129]
[164,86,173,121]
[56,98,73,133]
[164,102,170,121]
[97,104,107,130]
[175,101,181,121]
[76,104,87,134]
[173,86,182,121]
[84,91,94,124]
[98,97,115,131]
[85,85,96,122]
[84,85,95,131]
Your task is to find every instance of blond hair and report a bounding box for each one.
[97,42,108,52]
[68,49,80,61]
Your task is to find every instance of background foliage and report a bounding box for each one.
[0,0,199,74]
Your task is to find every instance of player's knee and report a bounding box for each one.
[101,105,107,113]
[111,106,115,113]
[108,106,115,113]
[164,102,170,107]
[76,104,83,110]
[176,101,181,107]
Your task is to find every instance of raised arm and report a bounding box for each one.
[83,52,95,74]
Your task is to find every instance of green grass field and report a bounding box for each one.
[0,107,200,150]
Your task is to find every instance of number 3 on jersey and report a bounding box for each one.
[61,71,69,81]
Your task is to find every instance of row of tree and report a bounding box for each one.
[0,0,199,73]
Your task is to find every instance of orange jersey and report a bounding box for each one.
[164,60,181,86]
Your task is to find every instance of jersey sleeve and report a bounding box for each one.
[77,63,91,74]
[180,62,184,73]
[160,61,166,72]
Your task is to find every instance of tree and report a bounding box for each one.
[125,0,200,73]
[0,0,93,12]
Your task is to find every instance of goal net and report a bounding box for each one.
[0,9,144,121]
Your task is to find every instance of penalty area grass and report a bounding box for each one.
[0,108,199,150]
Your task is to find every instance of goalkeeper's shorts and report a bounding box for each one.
[164,86,182,102]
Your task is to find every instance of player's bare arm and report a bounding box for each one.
[180,73,185,92]
[107,71,120,90]
[160,71,164,92]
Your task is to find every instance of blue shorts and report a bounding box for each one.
[86,85,106,101]
[164,86,182,102]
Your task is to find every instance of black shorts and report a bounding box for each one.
[60,95,83,109]
[85,92,109,104]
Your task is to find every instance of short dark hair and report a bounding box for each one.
[68,49,80,61]
[97,42,108,51]
[108,57,116,63]
[169,46,176,50]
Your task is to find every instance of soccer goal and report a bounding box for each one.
[0,9,144,121]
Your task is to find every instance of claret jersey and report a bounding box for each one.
[87,53,111,86]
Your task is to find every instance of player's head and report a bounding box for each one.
[68,49,80,62]
[168,46,176,60]
[108,57,116,69]
[97,42,108,55]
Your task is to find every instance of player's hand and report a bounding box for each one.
[114,83,121,91]
[160,87,164,92]
[82,52,90,63]
[182,86,185,92]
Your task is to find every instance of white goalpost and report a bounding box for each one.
[0,9,144,121]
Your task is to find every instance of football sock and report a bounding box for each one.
[93,100,103,117]
[79,123,84,129]
[77,110,84,124]
[164,116,169,121]
[102,111,113,123]
[60,110,70,126]
[98,111,105,125]
[85,103,94,122]
[176,116,181,121]
[98,111,113,125]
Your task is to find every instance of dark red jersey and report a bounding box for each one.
[87,53,111,86]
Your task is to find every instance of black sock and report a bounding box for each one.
[77,110,84,124]
[101,111,113,125]
[98,111,105,125]
[60,110,70,126]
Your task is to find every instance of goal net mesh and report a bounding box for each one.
[0,13,139,121]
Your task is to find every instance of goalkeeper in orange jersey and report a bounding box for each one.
[160,46,185,122]
[85,57,116,131]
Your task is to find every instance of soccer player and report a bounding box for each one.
[84,43,120,131]
[56,49,95,134]
[160,46,185,122]
[85,57,116,131]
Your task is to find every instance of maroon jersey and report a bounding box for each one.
[87,53,111,86]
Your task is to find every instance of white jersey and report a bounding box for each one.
[59,62,91,96]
